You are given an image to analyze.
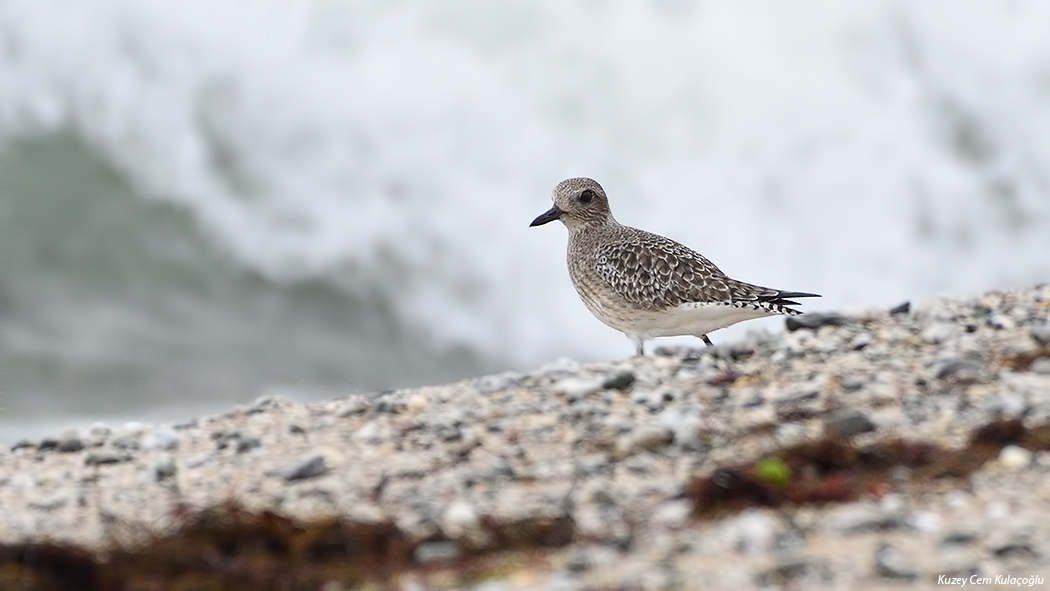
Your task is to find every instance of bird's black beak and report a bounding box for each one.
[530,205,563,227]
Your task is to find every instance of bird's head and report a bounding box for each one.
[530,177,613,230]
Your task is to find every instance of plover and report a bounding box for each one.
[530,177,819,356]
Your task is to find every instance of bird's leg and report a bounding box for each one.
[630,336,645,357]
[701,334,714,347]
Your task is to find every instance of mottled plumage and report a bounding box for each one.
[530,177,819,355]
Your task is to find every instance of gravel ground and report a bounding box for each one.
[1,284,1049,590]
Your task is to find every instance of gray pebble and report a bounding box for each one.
[840,375,866,392]
[277,453,328,481]
[109,433,142,451]
[824,412,876,438]
[413,540,460,563]
[1031,322,1050,345]
[1029,357,1050,375]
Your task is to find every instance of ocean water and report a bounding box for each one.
[2,1,1049,440]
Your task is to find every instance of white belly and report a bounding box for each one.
[590,300,774,340]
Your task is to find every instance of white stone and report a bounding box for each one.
[998,445,1032,470]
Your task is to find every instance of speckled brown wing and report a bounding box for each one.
[592,227,737,310]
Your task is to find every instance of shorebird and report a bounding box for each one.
[530,177,819,356]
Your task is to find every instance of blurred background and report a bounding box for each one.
[1,0,1049,440]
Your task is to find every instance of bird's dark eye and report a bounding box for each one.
[579,189,594,203]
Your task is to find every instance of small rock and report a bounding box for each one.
[277,453,328,481]
[840,375,866,392]
[998,445,1032,470]
[657,407,703,446]
[413,540,460,563]
[875,542,917,580]
[143,425,179,451]
[374,393,405,414]
[1029,357,1050,375]
[10,440,34,451]
[1031,323,1050,345]
[921,322,956,344]
[442,500,479,537]
[940,531,979,546]
[56,432,85,453]
[988,314,1015,330]
[355,421,383,444]
[84,450,133,466]
[931,358,983,382]
[828,506,905,534]
[824,412,876,438]
[476,371,522,394]
[336,398,369,417]
[552,377,604,401]
[602,371,636,391]
[151,455,177,482]
[758,560,816,586]
[88,424,111,447]
[992,542,1037,560]
[889,301,911,315]
[37,437,60,451]
[618,425,672,456]
[236,435,262,453]
[651,500,691,528]
[109,432,142,450]
[29,494,68,512]
[406,394,429,411]
[249,394,281,413]
[785,313,851,332]
[848,333,872,350]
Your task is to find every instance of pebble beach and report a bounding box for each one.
[2,284,1050,590]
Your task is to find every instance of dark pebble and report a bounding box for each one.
[940,531,979,546]
[889,301,911,315]
[11,440,34,451]
[785,313,851,332]
[602,371,636,391]
[57,437,86,453]
[151,457,177,482]
[236,436,262,453]
[993,542,1037,560]
[38,438,59,451]
[824,412,876,438]
[84,451,134,466]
